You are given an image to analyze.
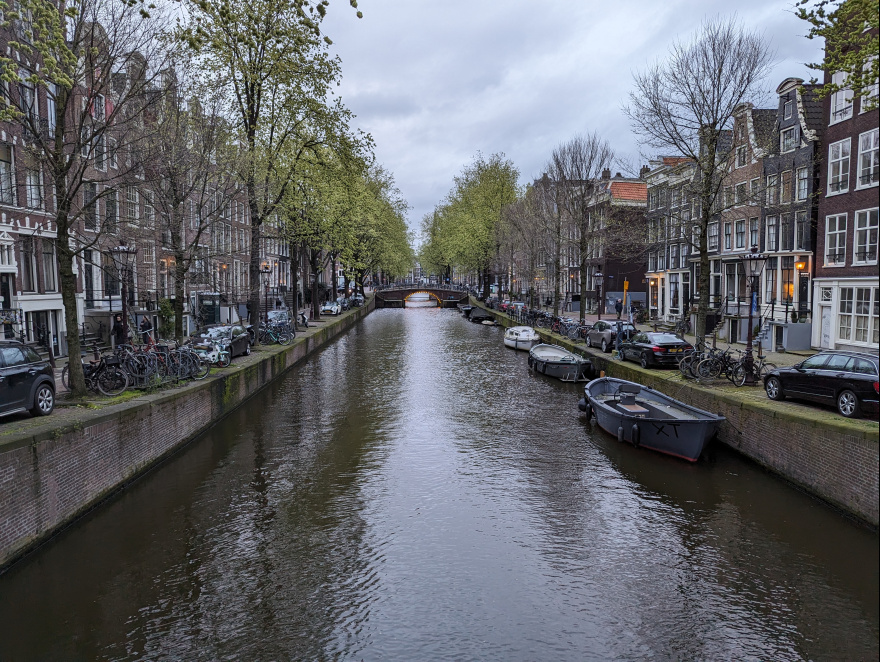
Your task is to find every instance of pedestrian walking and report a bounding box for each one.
[139,316,153,345]
[112,314,126,347]
[615,299,623,320]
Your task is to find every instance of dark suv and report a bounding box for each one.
[0,341,55,419]
[763,350,879,419]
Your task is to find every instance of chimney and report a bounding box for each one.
[601,168,611,180]
[639,164,650,179]
[615,172,622,178]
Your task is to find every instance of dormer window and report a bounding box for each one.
[783,100,793,119]
[736,145,747,168]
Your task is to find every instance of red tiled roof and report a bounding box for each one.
[610,181,647,201]
[662,157,690,166]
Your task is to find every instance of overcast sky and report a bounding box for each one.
[321,1,824,237]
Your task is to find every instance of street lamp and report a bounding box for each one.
[594,269,603,320]
[110,244,138,345]
[260,260,272,324]
[739,245,767,385]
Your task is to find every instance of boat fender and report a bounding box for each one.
[631,424,640,448]
[585,402,593,420]
[577,398,587,412]
[617,426,625,443]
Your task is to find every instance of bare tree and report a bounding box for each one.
[548,134,614,322]
[624,17,774,341]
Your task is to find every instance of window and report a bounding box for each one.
[723,186,733,208]
[824,214,846,265]
[781,256,794,303]
[105,189,117,233]
[766,216,778,252]
[862,57,878,109]
[780,171,792,203]
[781,127,798,152]
[708,222,719,251]
[670,273,680,311]
[46,83,57,134]
[855,208,878,263]
[92,93,105,122]
[648,252,657,272]
[0,144,13,205]
[143,191,154,228]
[796,167,809,200]
[20,236,36,291]
[108,137,117,169]
[784,99,793,119]
[126,187,138,221]
[766,174,778,205]
[765,257,777,303]
[857,128,878,188]
[838,287,880,343]
[735,220,746,248]
[781,214,793,251]
[25,168,42,209]
[18,72,37,124]
[828,139,850,194]
[735,182,747,205]
[670,244,679,269]
[724,222,732,250]
[796,211,809,251]
[83,182,98,231]
[750,178,759,202]
[94,134,106,171]
[830,71,853,122]
[750,217,759,248]
[736,145,747,168]
[41,239,55,291]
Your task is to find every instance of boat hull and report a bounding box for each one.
[528,344,592,382]
[584,377,724,462]
[504,337,539,350]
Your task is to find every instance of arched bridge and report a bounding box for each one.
[374,285,469,309]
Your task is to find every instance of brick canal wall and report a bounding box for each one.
[486,304,879,527]
[0,301,373,570]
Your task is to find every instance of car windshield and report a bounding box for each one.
[647,333,682,343]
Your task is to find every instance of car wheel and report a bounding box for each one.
[765,376,785,401]
[601,338,609,353]
[31,383,55,416]
[837,389,860,418]
[640,353,650,369]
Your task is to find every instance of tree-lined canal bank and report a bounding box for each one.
[0,308,876,660]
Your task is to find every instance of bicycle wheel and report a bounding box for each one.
[696,358,715,379]
[732,364,748,387]
[278,331,293,346]
[678,355,695,379]
[192,357,211,380]
[758,362,777,379]
[97,367,129,396]
[217,353,231,368]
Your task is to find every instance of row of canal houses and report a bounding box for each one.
[559,72,876,355]
[0,15,333,359]
[643,74,877,353]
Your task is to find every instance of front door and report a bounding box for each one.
[820,306,832,348]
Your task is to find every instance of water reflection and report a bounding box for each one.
[0,308,876,660]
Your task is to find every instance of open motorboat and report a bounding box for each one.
[470,311,494,324]
[503,326,541,351]
[528,343,592,382]
[579,377,725,462]
[459,304,474,319]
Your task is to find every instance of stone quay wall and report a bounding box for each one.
[0,300,373,570]
[484,303,879,527]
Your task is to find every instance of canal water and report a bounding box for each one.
[1,308,877,660]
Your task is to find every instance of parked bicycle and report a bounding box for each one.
[61,348,129,396]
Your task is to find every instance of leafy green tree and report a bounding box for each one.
[0,0,171,396]
[796,0,879,111]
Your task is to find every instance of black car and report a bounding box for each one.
[0,341,55,418]
[619,332,693,368]
[763,350,879,419]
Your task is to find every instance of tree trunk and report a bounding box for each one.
[174,261,187,341]
[248,214,262,341]
[58,233,86,397]
[289,239,300,328]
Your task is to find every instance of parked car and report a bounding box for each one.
[351,294,365,307]
[763,350,879,419]
[198,325,251,358]
[0,341,55,418]
[321,300,341,315]
[267,310,290,324]
[586,321,637,352]
[337,296,351,311]
[619,332,693,368]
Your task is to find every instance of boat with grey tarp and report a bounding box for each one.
[579,377,725,462]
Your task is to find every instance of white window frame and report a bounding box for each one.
[827,138,851,195]
[781,126,798,152]
[796,167,808,201]
[783,99,793,119]
[735,219,746,249]
[830,71,853,123]
[824,213,847,266]
[856,128,878,190]
[25,168,42,209]
[736,145,747,168]
[766,215,778,252]
[860,56,878,112]
[854,208,878,265]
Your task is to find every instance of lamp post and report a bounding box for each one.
[260,260,272,324]
[110,244,138,345]
[594,269,603,320]
[739,245,766,386]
